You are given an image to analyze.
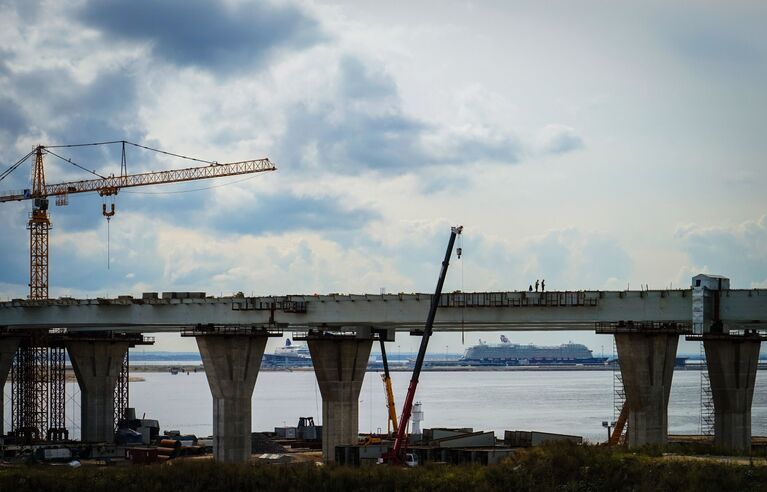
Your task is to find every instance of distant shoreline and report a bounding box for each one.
[126,364,766,374]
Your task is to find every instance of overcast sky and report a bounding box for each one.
[0,1,765,354]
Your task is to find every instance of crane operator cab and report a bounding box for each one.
[405,453,419,467]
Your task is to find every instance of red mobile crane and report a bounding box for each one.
[384,225,463,465]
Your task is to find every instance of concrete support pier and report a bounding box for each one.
[307,336,373,462]
[614,331,679,447]
[704,335,762,451]
[0,337,20,434]
[67,340,130,442]
[195,334,268,463]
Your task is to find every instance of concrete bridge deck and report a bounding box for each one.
[0,289,765,333]
[2,284,765,460]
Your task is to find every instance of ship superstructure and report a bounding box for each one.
[460,336,606,366]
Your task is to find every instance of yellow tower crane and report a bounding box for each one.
[0,140,276,441]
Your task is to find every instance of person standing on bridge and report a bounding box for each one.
[528,284,533,292]
[541,279,545,292]
[535,280,539,292]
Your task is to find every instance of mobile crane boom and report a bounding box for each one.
[379,337,399,435]
[386,225,462,463]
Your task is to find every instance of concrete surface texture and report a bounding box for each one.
[196,335,267,463]
[0,337,20,433]
[308,337,373,462]
[704,337,761,451]
[66,340,130,442]
[615,333,679,447]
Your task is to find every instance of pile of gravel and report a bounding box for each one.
[251,433,287,454]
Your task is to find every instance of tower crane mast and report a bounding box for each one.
[0,141,276,441]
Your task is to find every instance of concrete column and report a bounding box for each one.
[196,335,267,463]
[308,337,372,462]
[0,338,20,434]
[615,333,679,447]
[67,340,129,442]
[704,337,761,451]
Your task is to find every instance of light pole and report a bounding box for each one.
[602,420,616,442]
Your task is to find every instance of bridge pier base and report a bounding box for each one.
[67,340,130,442]
[0,337,20,434]
[307,335,372,463]
[614,331,679,447]
[195,333,268,463]
[704,334,762,452]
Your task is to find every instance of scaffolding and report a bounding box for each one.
[11,336,49,442]
[113,350,129,429]
[612,338,627,444]
[48,345,67,440]
[65,376,81,441]
[700,342,714,436]
[612,338,625,422]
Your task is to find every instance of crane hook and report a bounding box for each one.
[102,203,115,218]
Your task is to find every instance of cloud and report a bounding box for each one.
[675,215,767,287]
[203,192,380,235]
[463,228,632,291]
[278,55,521,175]
[0,96,26,143]
[78,0,325,72]
[0,65,145,179]
[535,124,584,155]
[663,16,764,68]
[0,211,28,288]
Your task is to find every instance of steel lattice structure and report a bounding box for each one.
[0,157,276,202]
[11,338,48,442]
[113,350,129,430]
[2,143,274,442]
[48,345,67,440]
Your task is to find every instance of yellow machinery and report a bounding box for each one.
[379,337,399,435]
[0,140,276,439]
[608,401,628,446]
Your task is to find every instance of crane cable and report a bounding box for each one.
[0,149,36,184]
[45,140,219,165]
[122,172,267,195]
[459,233,465,344]
[5,139,225,186]
[107,212,111,270]
[44,148,107,179]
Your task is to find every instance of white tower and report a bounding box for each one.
[412,401,424,435]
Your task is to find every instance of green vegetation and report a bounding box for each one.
[1,442,765,492]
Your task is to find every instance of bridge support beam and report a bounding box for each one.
[307,336,372,462]
[0,337,20,434]
[196,334,267,463]
[614,332,679,447]
[67,340,130,442]
[704,335,761,452]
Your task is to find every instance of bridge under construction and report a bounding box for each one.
[0,274,765,462]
